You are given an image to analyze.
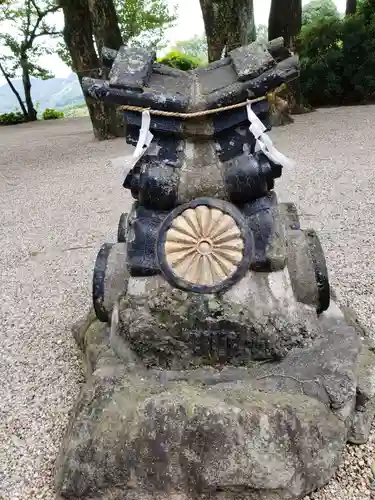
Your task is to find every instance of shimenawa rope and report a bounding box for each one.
[118,95,268,119]
[117,83,287,119]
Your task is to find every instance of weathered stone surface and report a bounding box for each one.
[82,77,191,113]
[109,46,156,90]
[229,42,275,82]
[267,37,291,62]
[82,38,297,116]
[116,270,325,369]
[348,405,375,445]
[348,349,375,444]
[56,365,346,500]
[156,313,360,422]
[102,46,118,69]
[55,301,375,500]
[92,242,129,323]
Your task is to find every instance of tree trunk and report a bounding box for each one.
[346,0,357,15]
[87,0,125,138]
[268,0,301,50]
[87,0,122,57]
[60,0,121,140]
[268,0,306,114]
[20,54,37,121]
[199,0,255,62]
[247,4,256,43]
[0,61,28,118]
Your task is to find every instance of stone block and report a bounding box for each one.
[109,46,156,90]
[230,42,275,82]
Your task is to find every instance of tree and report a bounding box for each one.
[269,0,302,49]
[346,0,357,15]
[114,0,176,48]
[58,0,176,68]
[199,0,256,62]
[59,0,115,140]
[58,0,176,139]
[298,0,375,105]
[269,0,305,113]
[0,0,60,121]
[302,0,340,25]
[88,0,122,58]
[87,0,124,138]
[172,35,208,64]
[57,0,123,71]
[0,60,28,117]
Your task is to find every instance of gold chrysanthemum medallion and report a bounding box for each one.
[164,205,245,287]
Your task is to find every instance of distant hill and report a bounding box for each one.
[0,73,85,114]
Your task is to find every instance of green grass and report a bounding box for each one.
[61,102,89,118]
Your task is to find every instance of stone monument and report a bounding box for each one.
[55,39,375,500]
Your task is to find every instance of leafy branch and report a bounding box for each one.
[114,0,177,48]
[22,0,60,50]
[0,0,62,120]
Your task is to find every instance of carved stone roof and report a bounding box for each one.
[82,38,299,114]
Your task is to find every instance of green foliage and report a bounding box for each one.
[172,35,208,64]
[0,0,60,118]
[302,0,340,26]
[114,0,177,48]
[0,111,25,125]
[298,0,375,106]
[42,108,64,120]
[56,40,72,69]
[0,0,60,77]
[157,51,202,71]
[298,17,343,105]
[57,0,177,70]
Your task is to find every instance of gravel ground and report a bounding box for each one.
[0,108,374,500]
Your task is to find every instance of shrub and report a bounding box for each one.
[340,8,375,103]
[42,108,64,120]
[302,0,340,26]
[298,0,375,106]
[298,17,344,106]
[157,50,201,71]
[0,111,25,126]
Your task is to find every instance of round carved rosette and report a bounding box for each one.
[156,198,253,293]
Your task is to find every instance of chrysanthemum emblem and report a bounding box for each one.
[157,199,253,293]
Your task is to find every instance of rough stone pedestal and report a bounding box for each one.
[55,289,375,500]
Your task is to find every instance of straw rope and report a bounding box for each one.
[117,84,288,118]
[118,94,268,119]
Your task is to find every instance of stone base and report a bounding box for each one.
[114,270,327,370]
[55,296,375,500]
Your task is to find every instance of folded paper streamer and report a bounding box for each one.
[122,110,154,177]
[246,101,295,168]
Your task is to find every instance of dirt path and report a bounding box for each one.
[0,109,374,499]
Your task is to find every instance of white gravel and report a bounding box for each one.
[0,108,375,499]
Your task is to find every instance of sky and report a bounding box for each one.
[4,0,348,81]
